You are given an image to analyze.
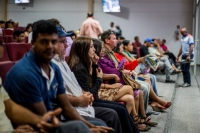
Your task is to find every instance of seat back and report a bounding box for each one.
[136,47,141,58]
[24,36,28,43]
[26,43,32,51]
[3,29,14,36]
[0,62,13,84]
[3,36,14,43]
[0,44,10,62]
[7,43,28,62]
[0,36,4,43]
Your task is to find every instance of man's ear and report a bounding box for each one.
[31,40,35,48]
[105,38,109,44]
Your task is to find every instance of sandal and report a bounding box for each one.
[145,121,158,127]
[133,115,151,131]
[163,102,172,109]
[141,116,158,127]
[152,106,165,112]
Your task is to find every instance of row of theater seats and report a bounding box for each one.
[2,27,26,36]
[0,43,32,83]
[0,36,28,43]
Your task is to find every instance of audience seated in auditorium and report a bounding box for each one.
[68,36,141,133]
[5,21,14,30]
[0,21,5,35]
[24,23,33,37]
[132,36,142,54]
[117,40,170,109]
[67,30,77,41]
[52,25,122,132]
[160,39,177,66]
[0,21,5,29]
[0,39,93,133]
[49,19,73,57]
[150,39,181,73]
[13,30,25,43]
[118,36,125,43]
[114,41,159,96]
[93,38,159,131]
[4,20,113,133]
[140,38,177,83]
[100,30,172,112]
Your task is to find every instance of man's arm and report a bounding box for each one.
[177,47,182,59]
[66,94,92,107]
[80,23,85,36]
[57,94,94,127]
[188,44,194,56]
[97,22,103,37]
[4,99,41,127]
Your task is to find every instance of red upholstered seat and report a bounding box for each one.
[24,36,28,43]
[0,36,4,43]
[7,43,28,62]
[0,61,13,84]
[136,47,141,58]
[3,36,14,43]
[0,44,10,62]
[3,29,14,36]
[15,27,26,31]
[26,43,32,51]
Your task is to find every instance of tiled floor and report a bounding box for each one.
[147,70,200,133]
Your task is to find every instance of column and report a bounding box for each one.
[2,0,8,21]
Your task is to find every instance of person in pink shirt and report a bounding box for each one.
[80,13,103,39]
[65,36,73,57]
[161,39,177,66]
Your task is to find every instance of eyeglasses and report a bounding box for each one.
[106,31,115,39]
[58,40,67,44]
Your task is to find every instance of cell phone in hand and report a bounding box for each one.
[137,77,145,81]
[131,75,145,81]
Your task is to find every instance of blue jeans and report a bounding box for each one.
[181,54,194,84]
[150,74,158,95]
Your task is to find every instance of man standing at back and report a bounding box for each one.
[176,27,194,87]
[80,13,103,39]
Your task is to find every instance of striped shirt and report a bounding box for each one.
[52,55,95,118]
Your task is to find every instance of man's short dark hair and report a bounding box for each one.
[13,30,24,39]
[0,20,5,24]
[101,29,115,43]
[152,38,156,42]
[120,36,125,40]
[87,13,93,17]
[134,36,139,41]
[162,39,166,43]
[32,20,58,42]
[110,22,114,25]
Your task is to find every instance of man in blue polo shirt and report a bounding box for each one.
[4,20,112,133]
[176,27,194,87]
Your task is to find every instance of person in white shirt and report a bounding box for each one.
[52,25,121,133]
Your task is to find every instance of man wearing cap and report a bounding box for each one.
[140,38,175,83]
[176,28,194,87]
[53,25,123,133]
[80,13,103,39]
[4,20,113,133]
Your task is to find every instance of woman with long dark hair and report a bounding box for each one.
[24,23,33,37]
[68,37,147,132]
